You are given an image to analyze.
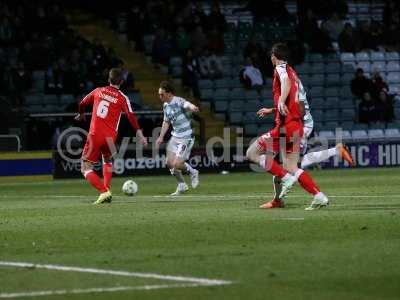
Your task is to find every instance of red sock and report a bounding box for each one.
[103,162,113,190]
[264,158,287,178]
[84,170,107,193]
[298,171,320,195]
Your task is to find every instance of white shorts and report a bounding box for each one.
[300,126,314,155]
[167,136,195,160]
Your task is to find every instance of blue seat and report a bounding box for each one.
[214,101,228,112]
[324,97,339,109]
[340,52,355,62]
[229,100,244,112]
[356,52,370,62]
[246,100,261,112]
[310,98,324,109]
[169,56,182,67]
[341,109,356,121]
[309,86,324,98]
[387,72,400,84]
[324,87,339,97]
[387,62,400,72]
[371,61,386,73]
[386,52,400,61]
[200,88,214,100]
[295,63,311,75]
[325,74,341,86]
[214,88,230,101]
[245,123,259,136]
[324,109,340,122]
[370,52,385,62]
[230,88,246,100]
[214,78,231,89]
[309,74,325,86]
[310,63,325,74]
[230,112,243,124]
[245,90,260,100]
[325,62,341,74]
[312,109,324,122]
[198,79,213,89]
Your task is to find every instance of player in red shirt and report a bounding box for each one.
[75,68,147,204]
[246,43,329,210]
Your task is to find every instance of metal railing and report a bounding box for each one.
[0,135,21,152]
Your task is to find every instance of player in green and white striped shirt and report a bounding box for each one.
[156,81,200,195]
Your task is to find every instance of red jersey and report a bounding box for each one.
[272,63,302,127]
[78,86,140,138]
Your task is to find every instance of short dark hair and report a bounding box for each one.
[271,43,290,61]
[108,68,123,85]
[160,81,175,94]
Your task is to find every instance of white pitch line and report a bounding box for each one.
[0,261,231,286]
[0,283,206,299]
[1,194,400,199]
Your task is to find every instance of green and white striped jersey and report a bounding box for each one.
[298,80,314,128]
[163,96,193,139]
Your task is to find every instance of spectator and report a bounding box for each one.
[297,8,320,48]
[182,49,201,98]
[240,57,263,94]
[351,68,374,98]
[207,28,224,55]
[45,62,64,94]
[321,12,344,42]
[117,61,136,93]
[12,62,31,108]
[338,22,360,52]
[198,49,223,79]
[190,25,208,56]
[152,28,172,66]
[358,92,377,124]
[206,1,226,32]
[174,26,190,56]
[375,90,394,123]
[371,71,389,98]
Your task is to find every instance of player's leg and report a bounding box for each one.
[246,132,295,209]
[174,137,199,188]
[101,136,117,191]
[246,133,292,180]
[166,139,188,195]
[301,143,355,168]
[102,156,113,191]
[81,135,111,204]
[283,152,329,210]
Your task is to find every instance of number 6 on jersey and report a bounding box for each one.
[96,100,110,118]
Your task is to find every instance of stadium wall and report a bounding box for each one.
[53,143,400,178]
[0,152,53,177]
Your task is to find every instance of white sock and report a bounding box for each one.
[294,169,304,180]
[301,147,338,169]
[184,162,196,174]
[170,168,185,184]
[272,176,282,200]
[259,155,266,169]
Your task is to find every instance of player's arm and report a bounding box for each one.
[122,98,148,147]
[298,100,305,118]
[75,89,96,121]
[276,67,291,116]
[156,119,170,147]
[256,107,275,117]
[182,100,200,113]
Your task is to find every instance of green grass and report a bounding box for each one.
[1,168,400,300]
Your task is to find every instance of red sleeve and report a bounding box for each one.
[78,89,96,114]
[121,96,141,131]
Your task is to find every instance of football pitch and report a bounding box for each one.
[1,168,400,300]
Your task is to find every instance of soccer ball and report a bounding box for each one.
[122,180,138,196]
